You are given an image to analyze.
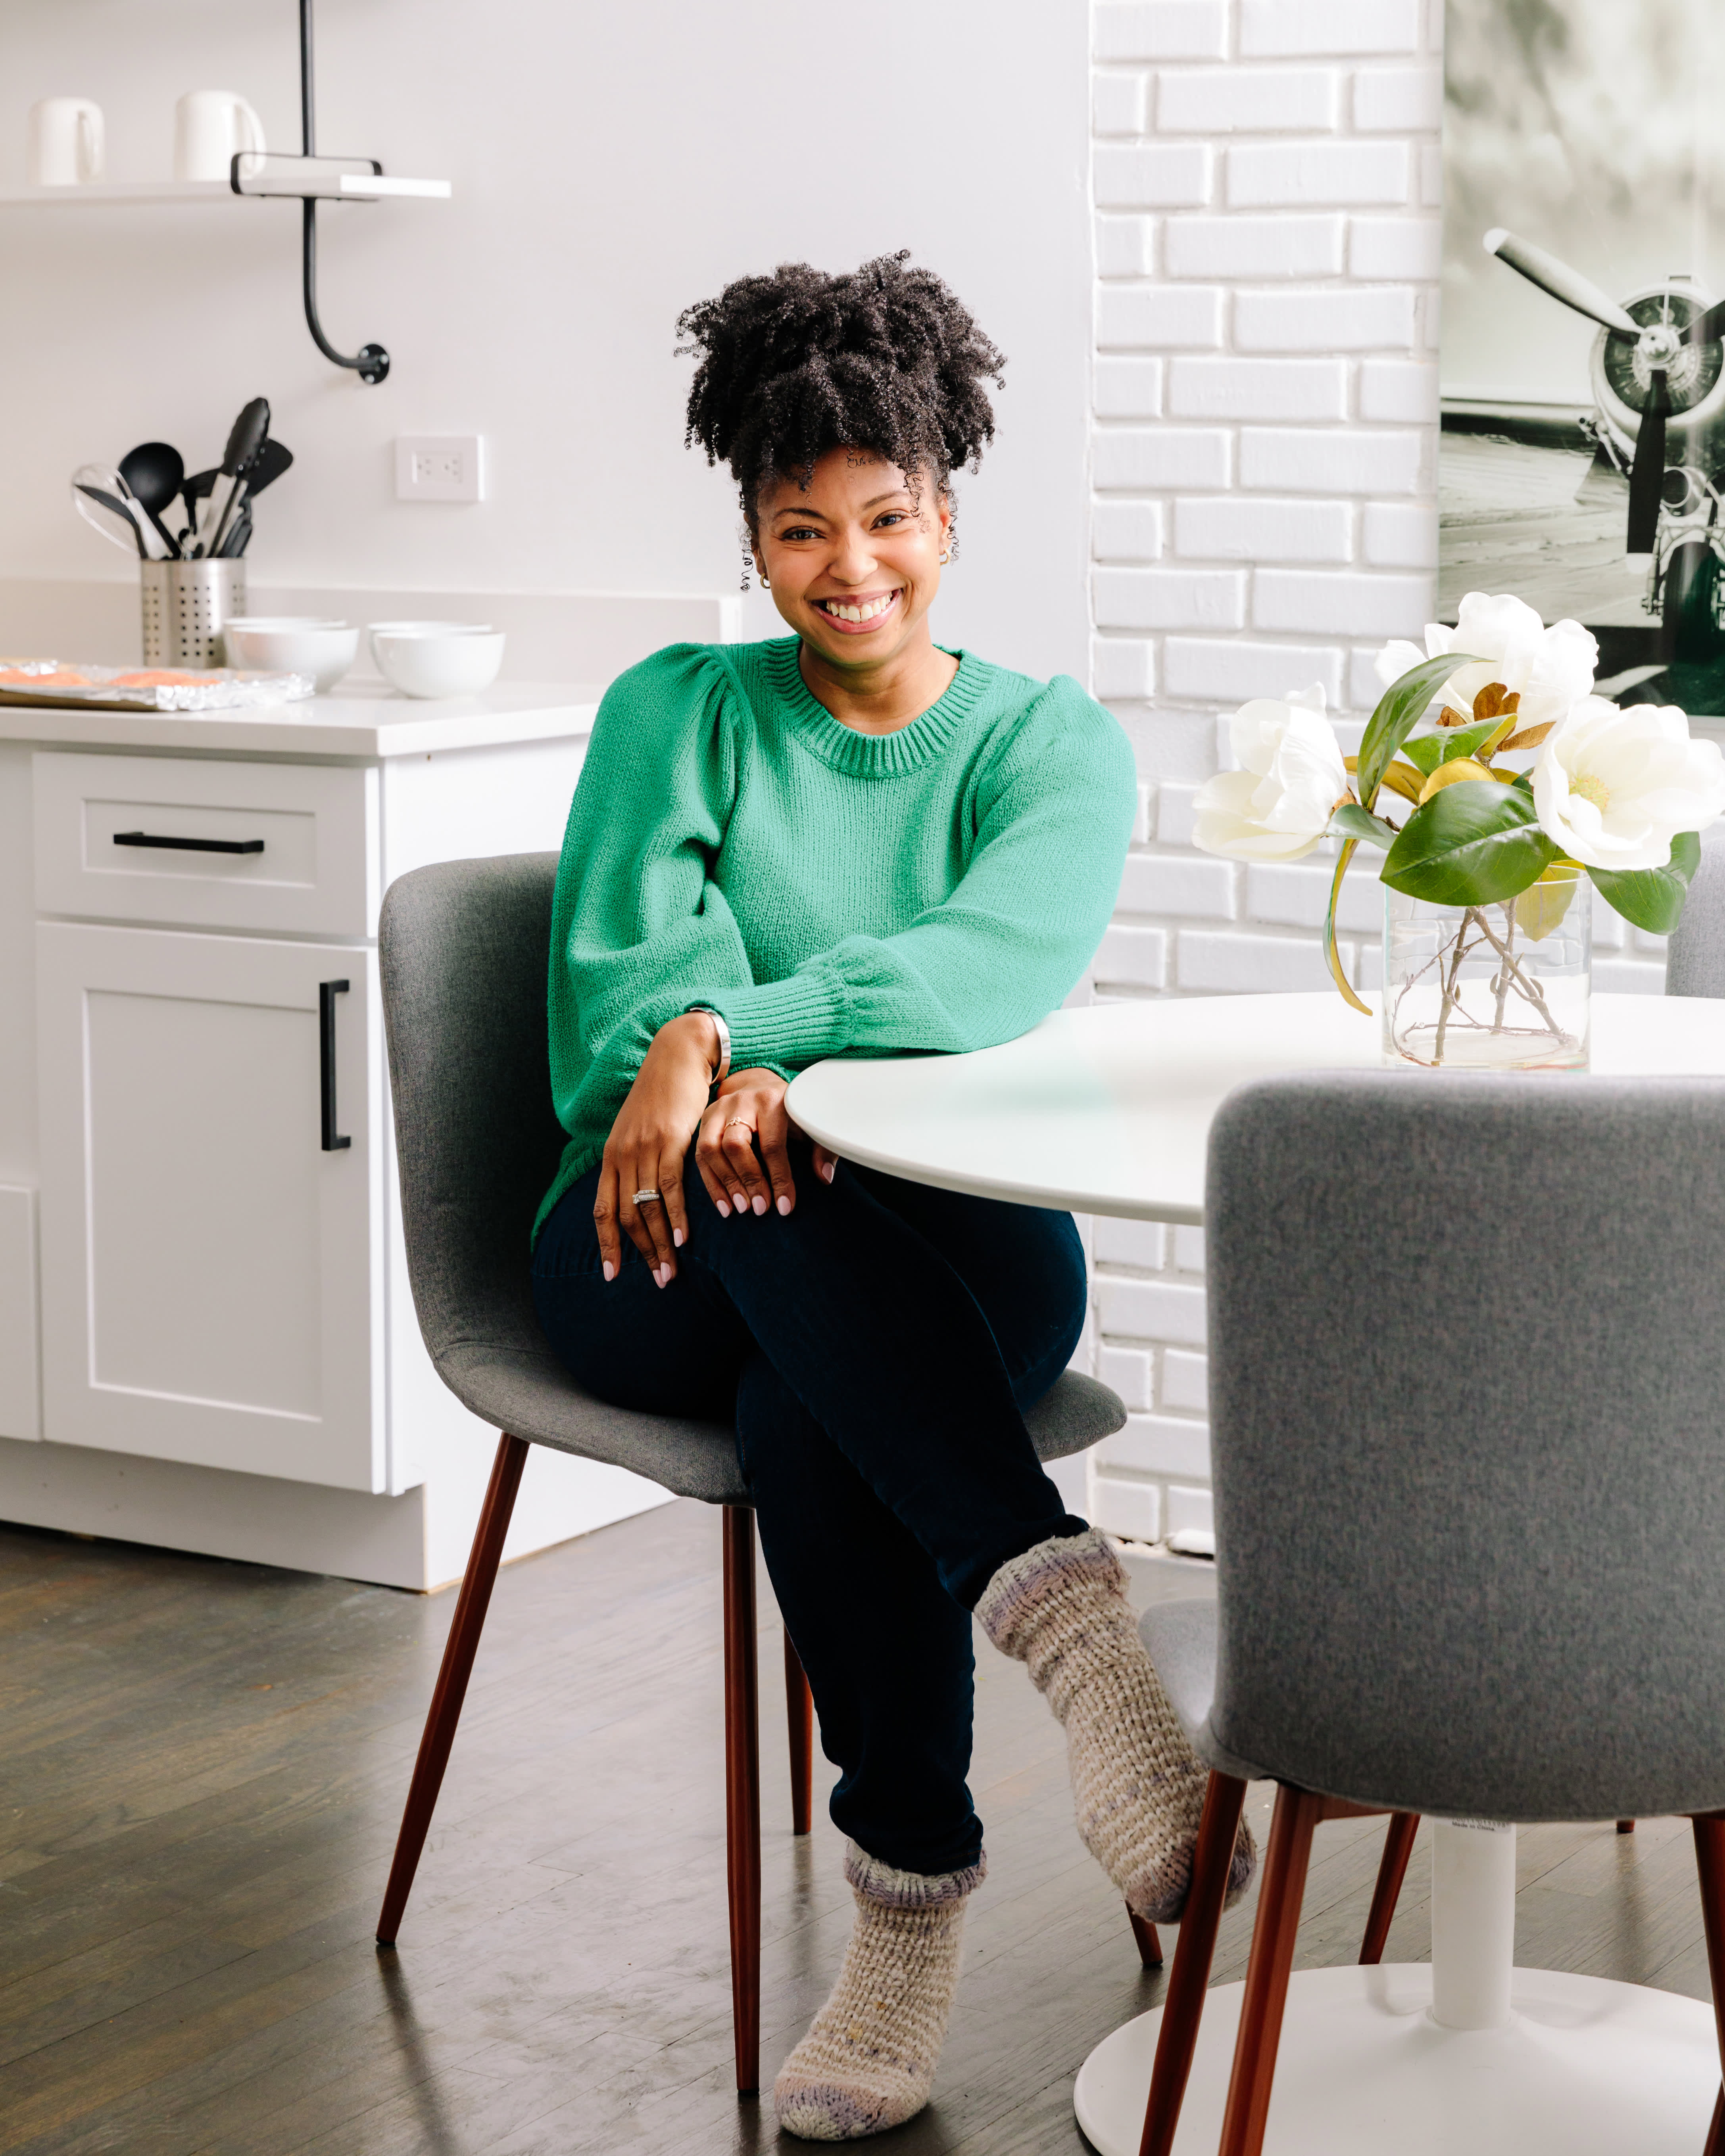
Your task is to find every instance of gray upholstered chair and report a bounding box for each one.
[1133,1071,1725,2156]
[1667,829,1725,997]
[371,854,1130,2096]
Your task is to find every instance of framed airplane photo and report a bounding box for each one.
[1443,0,1725,715]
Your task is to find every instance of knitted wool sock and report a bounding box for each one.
[975,1528,1254,1923]
[774,1841,984,2142]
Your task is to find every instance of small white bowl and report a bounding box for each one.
[225,618,359,694]
[366,619,493,673]
[371,624,505,699]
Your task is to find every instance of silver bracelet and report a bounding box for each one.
[687,1004,731,1090]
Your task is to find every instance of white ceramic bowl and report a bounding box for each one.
[370,622,505,699]
[225,618,359,694]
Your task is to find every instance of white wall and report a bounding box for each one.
[1081,0,1443,1549]
[1077,0,1668,1556]
[0,0,1090,686]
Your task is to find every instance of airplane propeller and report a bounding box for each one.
[1484,227,1702,552]
[1483,229,1641,338]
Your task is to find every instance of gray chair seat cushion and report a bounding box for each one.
[442,1341,1126,1507]
[1140,1599,1269,1787]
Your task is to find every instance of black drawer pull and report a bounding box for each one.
[113,830,265,856]
[320,980,352,1152]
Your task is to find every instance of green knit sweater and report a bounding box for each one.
[534,635,1136,1238]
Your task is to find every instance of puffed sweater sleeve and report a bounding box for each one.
[546,646,758,1131]
[703,675,1137,1069]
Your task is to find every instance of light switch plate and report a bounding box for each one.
[395,435,485,502]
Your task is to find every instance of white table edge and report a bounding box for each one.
[778,1101,1208,1226]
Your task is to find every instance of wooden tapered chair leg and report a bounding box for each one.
[1691,1815,1725,2156]
[723,1506,763,2097]
[1127,1908,1164,1969]
[1137,1771,1249,2156]
[1618,1818,1637,1834]
[784,1630,814,1836]
[377,1432,529,1945]
[1217,1785,1322,2156]
[1358,1810,1420,1965]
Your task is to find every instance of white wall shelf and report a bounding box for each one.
[0,181,234,206]
[7,0,450,381]
[0,175,449,207]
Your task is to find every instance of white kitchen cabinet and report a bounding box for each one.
[35,922,384,1490]
[0,684,680,1589]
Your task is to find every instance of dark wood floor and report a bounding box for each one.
[0,1500,1714,2154]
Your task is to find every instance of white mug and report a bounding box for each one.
[28,98,104,187]
[173,90,265,184]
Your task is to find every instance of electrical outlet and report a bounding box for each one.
[395,435,485,503]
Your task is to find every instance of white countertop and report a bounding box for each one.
[0,679,602,759]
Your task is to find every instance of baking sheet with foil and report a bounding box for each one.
[0,660,314,712]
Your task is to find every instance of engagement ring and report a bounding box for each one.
[632,1187,661,1204]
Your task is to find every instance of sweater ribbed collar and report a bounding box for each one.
[763,636,986,777]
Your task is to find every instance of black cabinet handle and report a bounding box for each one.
[113,830,265,856]
[320,980,352,1152]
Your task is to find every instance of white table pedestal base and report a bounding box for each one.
[1072,1961,1721,2154]
[1076,1822,1719,2152]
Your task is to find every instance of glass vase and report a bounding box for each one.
[1381,870,1591,1070]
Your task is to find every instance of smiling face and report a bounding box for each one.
[753,447,951,675]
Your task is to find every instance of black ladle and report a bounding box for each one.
[118,442,186,559]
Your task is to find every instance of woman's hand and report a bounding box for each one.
[695,1069,838,1220]
[595,1012,718,1286]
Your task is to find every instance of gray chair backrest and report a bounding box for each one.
[1667,828,1725,996]
[1205,1071,1725,1822]
[379,853,758,1499]
[379,853,568,1374]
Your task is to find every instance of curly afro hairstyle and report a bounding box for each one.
[677,252,1005,532]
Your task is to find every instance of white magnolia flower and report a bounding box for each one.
[1533,697,1725,871]
[1193,685,1348,862]
[1374,591,1597,731]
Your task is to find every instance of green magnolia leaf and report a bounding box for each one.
[1329,803,1395,850]
[1399,712,1517,776]
[1323,838,1371,1015]
[1514,864,1583,943]
[1356,653,1481,811]
[1399,733,1448,776]
[1587,831,1703,935]
[1381,780,1562,906]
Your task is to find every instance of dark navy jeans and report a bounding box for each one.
[530,1155,1089,1876]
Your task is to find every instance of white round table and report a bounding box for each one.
[786,991,1725,2155]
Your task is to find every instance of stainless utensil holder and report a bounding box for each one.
[140,560,248,668]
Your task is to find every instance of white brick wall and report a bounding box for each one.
[1078,0,1665,1547]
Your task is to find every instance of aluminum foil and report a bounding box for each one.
[0,659,315,712]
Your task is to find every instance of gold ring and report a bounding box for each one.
[724,1119,754,1133]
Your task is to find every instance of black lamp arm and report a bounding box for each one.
[298,0,390,386]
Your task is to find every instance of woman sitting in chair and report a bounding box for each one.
[530,252,1253,2141]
